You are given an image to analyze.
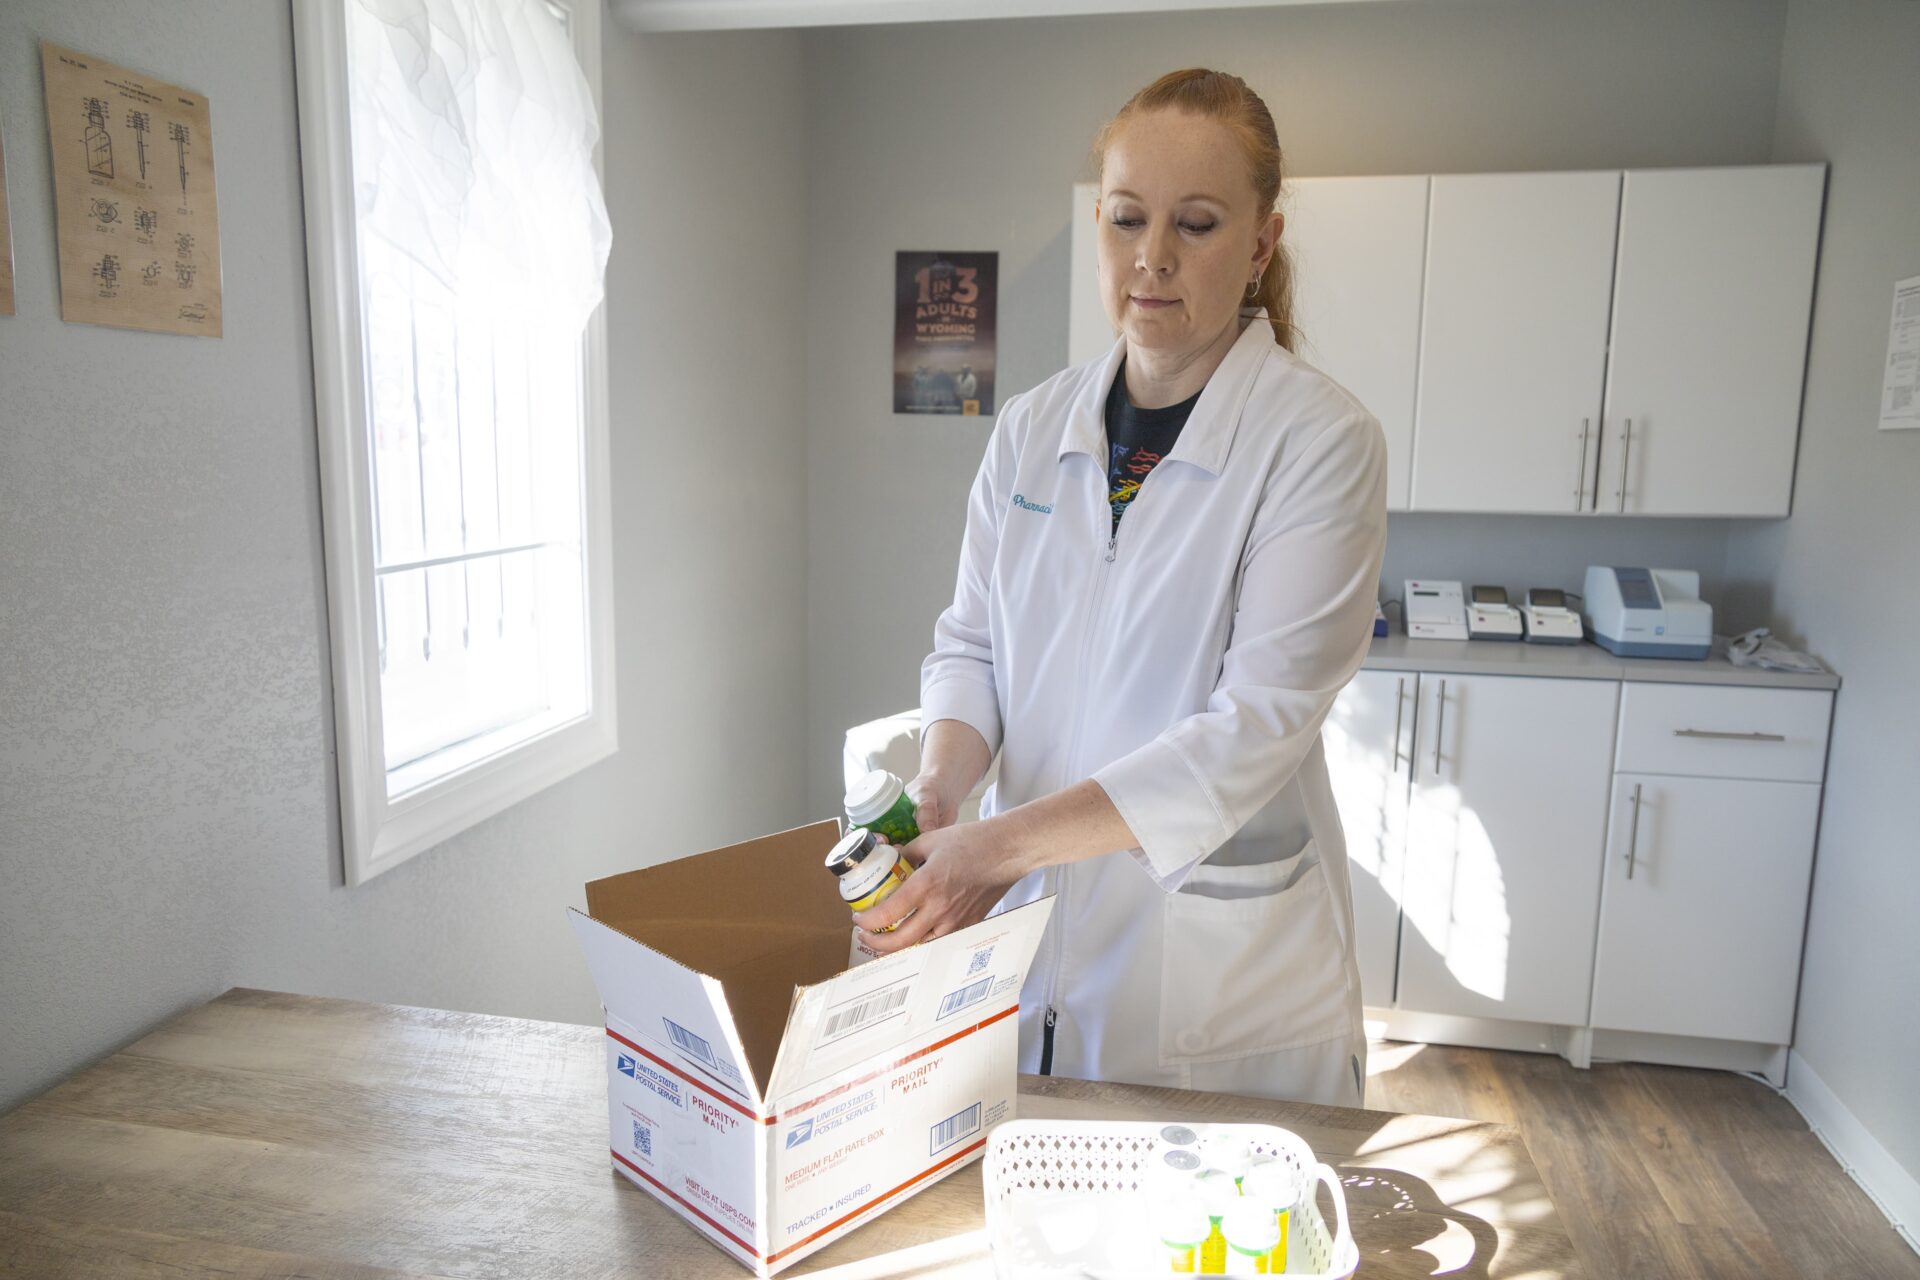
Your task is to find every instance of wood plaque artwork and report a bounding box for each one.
[40,41,222,336]
[0,122,14,316]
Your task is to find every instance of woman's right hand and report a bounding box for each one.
[906,771,961,837]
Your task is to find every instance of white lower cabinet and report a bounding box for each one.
[1325,669,1414,1007]
[1329,661,1834,1080]
[1395,673,1620,1025]
[1589,773,1820,1044]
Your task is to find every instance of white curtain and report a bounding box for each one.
[346,0,611,335]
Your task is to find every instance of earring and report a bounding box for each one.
[1246,277,1260,299]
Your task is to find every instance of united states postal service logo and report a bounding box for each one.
[785,1118,815,1149]
[617,1054,637,1078]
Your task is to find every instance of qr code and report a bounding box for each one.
[966,947,993,976]
[632,1119,653,1159]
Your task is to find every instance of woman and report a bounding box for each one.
[856,69,1387,1106]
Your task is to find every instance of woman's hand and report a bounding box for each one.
[905,770,961,835]
[852,816,1034,953]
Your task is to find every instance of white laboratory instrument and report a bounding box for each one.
[1522,588,1584,645]
[1403,580,1468,641]
[1583,566,1713,660]
[1466,585,1524,640]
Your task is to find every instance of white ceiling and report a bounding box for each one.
[612,0,1397,34]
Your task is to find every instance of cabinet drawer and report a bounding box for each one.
[1615,683,1831,782]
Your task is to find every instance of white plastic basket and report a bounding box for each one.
[983,1119,1358,1278]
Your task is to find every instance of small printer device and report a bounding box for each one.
[1583,566,1713,660]
[1403,580,1468,641]
[1466,585,1524,640]
[1522,588,1584,645]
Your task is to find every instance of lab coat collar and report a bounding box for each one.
[1059,309,1277,477]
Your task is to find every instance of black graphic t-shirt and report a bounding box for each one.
[1105,361,1201,536]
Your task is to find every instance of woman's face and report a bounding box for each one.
[1096,109,1281,359]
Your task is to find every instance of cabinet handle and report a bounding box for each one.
[1615,417,1634,513]
[1391,677,1407,772]
[1573,418,1591,511]
[1672,728,1788,742]
[1432,679,1446,777]
[1624,782,1644,880]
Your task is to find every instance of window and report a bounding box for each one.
[294,0,616,885]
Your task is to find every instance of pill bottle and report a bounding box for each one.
[1240,1160,1295,1274]
[1199,1132,1252,1189]
[825,827,914,930]
[1194,1168,1238,1274]
[1221,1200,1281,1275]
[1152,1193,1209,1273]
[844,769,921,847]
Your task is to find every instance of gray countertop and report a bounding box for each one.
[1361,633,1841,691]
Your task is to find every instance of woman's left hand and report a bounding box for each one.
[852,818,1034,953]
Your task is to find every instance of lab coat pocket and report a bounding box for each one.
[1160,846,1351,1065]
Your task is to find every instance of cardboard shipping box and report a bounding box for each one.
[568,819,1054,1275]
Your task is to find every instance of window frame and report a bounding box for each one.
[293,0,617,886]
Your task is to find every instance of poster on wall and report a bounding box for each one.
[1879,274,1919,431]
[894,251,996,415]
[0,120,15,315]
[41,41,222,337]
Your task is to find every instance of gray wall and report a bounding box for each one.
[1724,0,1920,1183]
[0,2,810,1112]
[799,0,1789,813]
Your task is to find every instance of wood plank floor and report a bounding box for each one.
[1362,1039,1919,1279]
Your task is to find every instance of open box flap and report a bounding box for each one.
[581,819,851,1100]
[764,894,1056,1105]
[566,907,763,1109]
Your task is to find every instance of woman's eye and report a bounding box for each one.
[1109,217,1214,234]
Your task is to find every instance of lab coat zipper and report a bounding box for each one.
[1037,460,1153,1074]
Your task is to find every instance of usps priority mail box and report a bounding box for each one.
[567,819,1054,1275]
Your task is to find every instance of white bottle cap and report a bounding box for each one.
[1222,1200,1281,1254]
[1199,1132,1251,1180]
[1241,1159,1299,1212]
[1194,1167,1239,1214]
[844,769,904,826]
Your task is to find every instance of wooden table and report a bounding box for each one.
[0,989,1582,1277]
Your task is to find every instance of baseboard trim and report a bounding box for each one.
[1784,1049,1919,1258]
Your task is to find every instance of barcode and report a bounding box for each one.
[632,1118,653,1159]
[937,976,991,1020]
[663,1018,717,1067]
[930,1102,981,1155]
[823,983,911,1041]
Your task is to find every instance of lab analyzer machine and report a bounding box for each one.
[1522,588,1584,645]
[1466,585,1524,641]
[1583,567,1713,660]
[1403,580,1468,641]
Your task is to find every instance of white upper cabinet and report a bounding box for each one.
[1066,165,1823,519]
[1068,182,1113,368]
[1600,165,1826,516]
[1285,176,1429,511]
[1412,172,1622,514]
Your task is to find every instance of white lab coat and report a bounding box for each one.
[919,311,1387,1105]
